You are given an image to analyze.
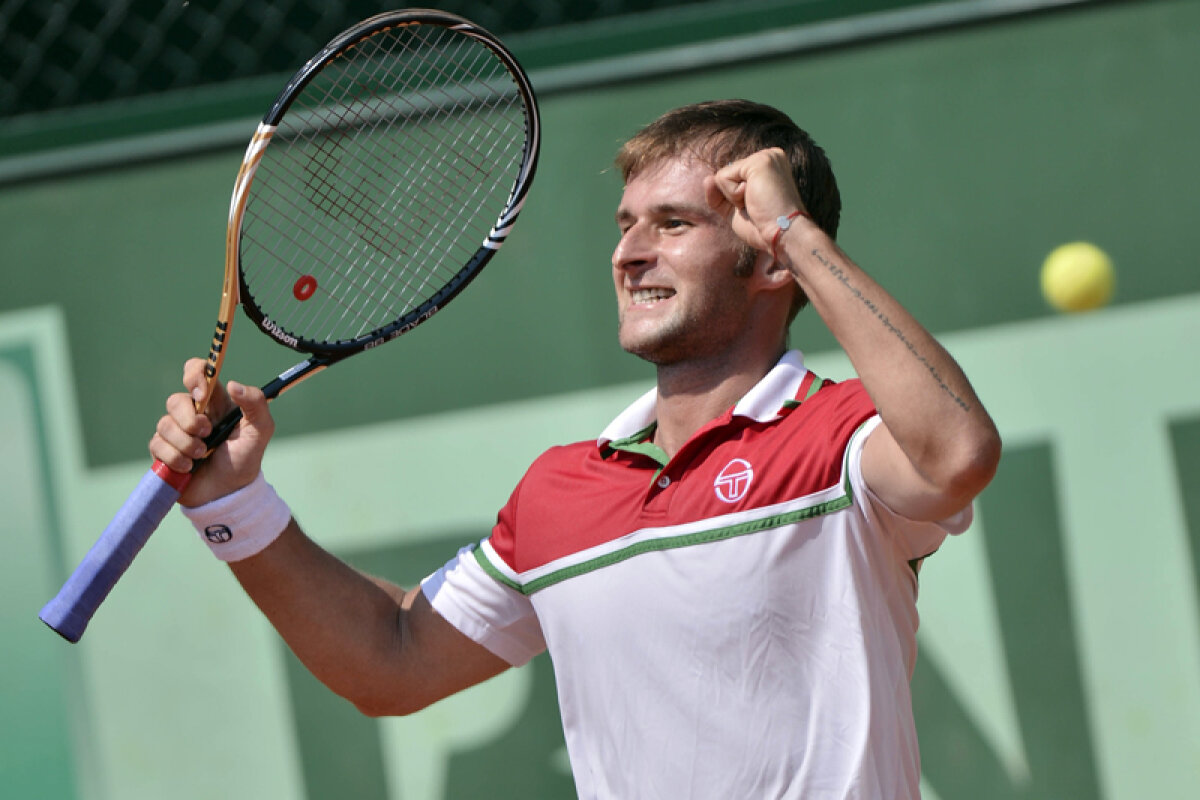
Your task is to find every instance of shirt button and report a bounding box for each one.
[656,475,671,488]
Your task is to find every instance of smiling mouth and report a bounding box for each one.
[631,287,675,305]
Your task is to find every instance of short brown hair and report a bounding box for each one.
[615,99,841,240]
[615,100,841,321]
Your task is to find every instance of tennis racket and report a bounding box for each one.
[40,9,540,642]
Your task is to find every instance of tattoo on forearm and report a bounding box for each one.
[812,248,971,412]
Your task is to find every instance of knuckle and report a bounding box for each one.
[184,415,209,438]
[166,391,189,413]
[149,437,190,473]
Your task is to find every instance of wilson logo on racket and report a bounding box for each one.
[204,525,234,544]
[261,317,298,347]
[38,7,540,644]
[714,459,755,503]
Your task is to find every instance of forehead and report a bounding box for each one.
[617,156,715,214]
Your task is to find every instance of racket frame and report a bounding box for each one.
[237,9,540,363]
[39,8,540,642]
[204,8,540,440]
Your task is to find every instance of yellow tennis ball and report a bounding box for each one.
[1040,242,1115,312]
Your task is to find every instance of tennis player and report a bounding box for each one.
[152,100,1001,799]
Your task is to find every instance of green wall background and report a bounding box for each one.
[5,0,1197,470]
[4,1,1199,798]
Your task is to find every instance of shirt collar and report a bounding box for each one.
[597,350,809,448]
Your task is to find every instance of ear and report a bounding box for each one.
[759,251,796,290]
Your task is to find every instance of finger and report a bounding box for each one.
[704,173,740,213]
[165,391,212,436]
[712,161,749,199]
[182,358,208,398]
[149,429,201,473]
[165,392,211,446]
[184,358,233,418]
[149,433,194,473]
[227,382,276,442]
[150,398,208,471]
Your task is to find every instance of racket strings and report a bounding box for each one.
[278,30,505,333]
[240,21,528,347]
[339,31,516,331]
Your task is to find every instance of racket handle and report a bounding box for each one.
[39,461,190,642]
[205,406,244,450]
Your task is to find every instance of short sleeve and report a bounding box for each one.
[846,415,973,560]
[422,544,545,666]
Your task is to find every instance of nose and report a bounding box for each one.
[612,223,653,273]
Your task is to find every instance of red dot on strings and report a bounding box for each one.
[293,275,317,301]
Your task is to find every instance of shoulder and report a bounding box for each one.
[490,433,662,575]
[491,440,599,531]
[804,376,873,411]
[491,439,603,563]
[781,377,877,444]
[520,439,599,481]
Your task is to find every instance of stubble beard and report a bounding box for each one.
[619,246,760,366]
[618,309,696,366]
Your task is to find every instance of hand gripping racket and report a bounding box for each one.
[40,9,540,642]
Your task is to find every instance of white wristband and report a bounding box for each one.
[181,472,291,562]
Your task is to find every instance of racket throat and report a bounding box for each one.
[264,357,330,400]
[200,357,331,458]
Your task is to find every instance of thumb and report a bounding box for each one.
[223,381,274,450]
[180,381,273,506]
[227,381,275,441]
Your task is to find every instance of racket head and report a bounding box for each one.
[232,9,540,359]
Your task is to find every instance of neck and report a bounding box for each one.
[651,344,786,459]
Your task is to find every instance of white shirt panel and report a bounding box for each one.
[419,357,973,799]
[422,545,545,667]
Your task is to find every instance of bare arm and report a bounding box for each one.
[710,150,1001,520]
[228,522,509,716]
[151,359,509,715]
[782,234,1000,520]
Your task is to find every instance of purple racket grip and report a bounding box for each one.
[40,461,190,642]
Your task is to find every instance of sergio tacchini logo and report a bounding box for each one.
[204,524,234,544]
[714,458,754,503]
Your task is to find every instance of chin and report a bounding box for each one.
[618,310,719,365]
[619,333,688,366]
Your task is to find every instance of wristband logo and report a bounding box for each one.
[204,524,233,544]
[714,458,754,503]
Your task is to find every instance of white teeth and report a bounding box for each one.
[632,288,675,304]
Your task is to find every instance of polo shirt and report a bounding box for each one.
[422,350,970,799]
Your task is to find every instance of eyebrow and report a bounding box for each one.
[615,201,716,225]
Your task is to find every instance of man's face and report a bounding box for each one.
[612,157,758,366]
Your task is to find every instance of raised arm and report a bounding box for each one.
[710,149,1001,521]
[150,359,509,716]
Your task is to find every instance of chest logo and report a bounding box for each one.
[714,458,754,503]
